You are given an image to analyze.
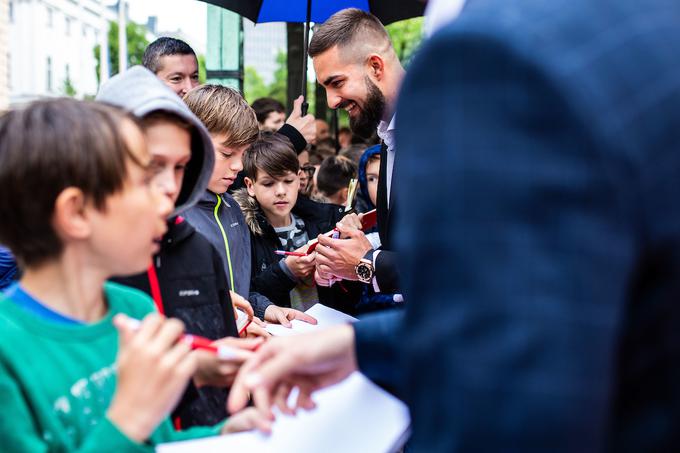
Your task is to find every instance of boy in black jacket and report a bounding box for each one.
[97,66,262,429]
[234,134,360,314]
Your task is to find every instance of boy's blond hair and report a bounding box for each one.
[183,85,259,147]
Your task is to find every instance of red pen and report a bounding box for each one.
[274,250,308,257]
[126,319,238,359]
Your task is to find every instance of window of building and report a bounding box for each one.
[9,0,14,23]
[46,7,53,28]
[65,17,72,36]
[46,57,53,92]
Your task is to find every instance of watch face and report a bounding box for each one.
[357,263,373,281]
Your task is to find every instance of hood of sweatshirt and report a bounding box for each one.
[95,66,214,216]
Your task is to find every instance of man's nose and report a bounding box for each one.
[327,91,342,109]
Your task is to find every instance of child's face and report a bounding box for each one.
[261,111,286,132]
[366,157,380,206]
[145,122,191,205]
[86,120,172,275]
[208,133,248,194]
[245,169,300,226]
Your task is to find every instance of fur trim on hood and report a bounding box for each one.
[232,188,266,237]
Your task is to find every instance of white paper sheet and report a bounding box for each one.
[266,303,358,337]
[157,372,410,453]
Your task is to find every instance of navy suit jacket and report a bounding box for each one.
[354,0,680,451]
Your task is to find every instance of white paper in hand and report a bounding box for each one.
[266,303,358,336]
[156,372,410,453]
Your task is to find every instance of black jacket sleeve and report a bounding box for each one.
[374,250,400,294]
[277,124,307,154]
[251,257,298,308]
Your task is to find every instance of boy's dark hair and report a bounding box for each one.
[243,133,299,180]
[143,37,197,74]
[316,155,357,197]
[0,99,141,267]
[251,98,285,124]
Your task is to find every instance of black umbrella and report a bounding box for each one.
[198,0,426,114]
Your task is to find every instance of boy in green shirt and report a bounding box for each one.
[0,99,269,452]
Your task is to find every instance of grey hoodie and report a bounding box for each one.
[95,66,214,217]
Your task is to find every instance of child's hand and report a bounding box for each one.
[221,407,272,435]
[243,318,271,339]
[193,337,264,388]
[264,305,317,328]
[230,290,254,321]
[107,313,197,443]
[285,249,316,279]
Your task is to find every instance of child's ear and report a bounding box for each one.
[339,187,349,206]
[244,177,256,197]
[52,187,91,241]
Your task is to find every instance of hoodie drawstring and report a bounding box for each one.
[147,262,164,315]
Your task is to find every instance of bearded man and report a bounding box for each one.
[310,8,404,296]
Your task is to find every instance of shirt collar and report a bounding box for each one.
[377,113,397,151]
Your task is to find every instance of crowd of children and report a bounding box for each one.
[0,33,388,450]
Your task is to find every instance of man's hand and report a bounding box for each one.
[315,222,373,281]
[284,247,316,279]
[339,213,363,231]
[286,95,316,144]
[264,305,317,328]
[193,337,264,388]
[227,325,358,418]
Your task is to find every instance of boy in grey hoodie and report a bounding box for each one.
[96,67,266,430]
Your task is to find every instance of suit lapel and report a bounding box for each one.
[377,142,390,248]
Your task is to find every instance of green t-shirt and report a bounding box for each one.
[0,282,220,452]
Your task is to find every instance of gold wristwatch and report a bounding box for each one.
[355,258,375,284]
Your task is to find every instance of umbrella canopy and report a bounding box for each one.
[199,0,425,117]
[201,0,426,25]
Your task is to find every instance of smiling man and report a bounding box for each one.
[309,8,405,296]
[142,37,200,98]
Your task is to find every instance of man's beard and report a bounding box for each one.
[344,77,386,139]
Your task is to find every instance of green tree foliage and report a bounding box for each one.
[243,50,318,115]
[386,17,424,66]
[94,20,149,83]
[197,54,207,84]
[62,76,77,97]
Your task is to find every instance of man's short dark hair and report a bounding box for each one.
[243,133,299,180]
[251,98,285,124]
[316,155,357,197]
[309,8,391,60]
[143,37,197,74]
[0,99,141,267]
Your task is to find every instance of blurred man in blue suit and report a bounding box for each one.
[229,0,680,450]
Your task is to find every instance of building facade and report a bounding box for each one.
[8,0,113,105]
[243,19,286,86]
[0,0,9,109]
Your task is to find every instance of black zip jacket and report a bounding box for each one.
[113,216,237,428]
[234,190,361,315]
